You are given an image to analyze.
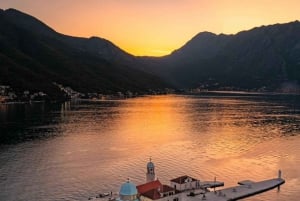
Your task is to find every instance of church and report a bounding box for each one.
[89,159,283,201]
[117,159,198,201]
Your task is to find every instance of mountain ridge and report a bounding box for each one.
[1,8,300,100]
[138,20,300,92]
[0,8,168,101]
[2,8,135,62]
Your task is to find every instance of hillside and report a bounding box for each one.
[139,21,300,92]
[0,8,168,101]
[1,8,299,99]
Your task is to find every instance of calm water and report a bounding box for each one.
[0,94,300,201]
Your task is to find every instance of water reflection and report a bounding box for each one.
[0,94,300,201]
[0,103,62,144]
[113,96,193,153]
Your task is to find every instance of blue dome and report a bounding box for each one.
[119,181,138,196]
[147,161,154,169]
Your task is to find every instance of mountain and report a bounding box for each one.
[0,8,168,101]
[1,8,299,97]
[139,21,300,92]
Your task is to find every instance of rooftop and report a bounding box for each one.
[137,180,162,194]
[141,185,177,200]
[170,175,198,184]
[120,181,138,196]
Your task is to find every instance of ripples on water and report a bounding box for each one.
[0,94,300,201]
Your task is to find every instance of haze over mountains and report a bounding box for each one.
[139,21,300,92]
[0,8,300,100]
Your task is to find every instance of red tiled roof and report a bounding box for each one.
[141,189,161,200]
[170,175,198,184]
[141,185,176,200]
[137,180,162,194]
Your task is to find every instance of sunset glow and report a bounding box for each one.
[2,0,300,56]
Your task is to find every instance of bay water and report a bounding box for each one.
[0,94,300,201]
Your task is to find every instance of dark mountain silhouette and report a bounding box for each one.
[139,21,300,92]
[0,8,167,100]
[1,8,299,98]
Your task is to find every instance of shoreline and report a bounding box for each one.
[1,91,300,105]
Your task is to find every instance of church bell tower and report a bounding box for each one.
[146,158,155,183]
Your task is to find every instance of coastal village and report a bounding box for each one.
[0,83,174,103]
[0,85,47,103]
[1,80,299,103]
[88,159,285,201]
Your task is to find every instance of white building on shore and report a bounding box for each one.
[170,175,200,191]
[88,160,284,201]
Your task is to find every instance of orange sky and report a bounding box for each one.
[2,0,300,56]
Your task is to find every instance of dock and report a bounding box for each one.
[87,167,285,201]
[191,178,285,201]
[88,178,284,201]
[199,181,224,189]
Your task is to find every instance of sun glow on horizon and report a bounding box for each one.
[2,0,300,56]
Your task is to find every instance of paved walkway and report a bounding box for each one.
[88,178,285,201]
[186,178,285,201]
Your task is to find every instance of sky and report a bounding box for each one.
[1,0,300,56]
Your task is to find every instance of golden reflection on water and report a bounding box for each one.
[1,95,300,201]
[114,96,191,152]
